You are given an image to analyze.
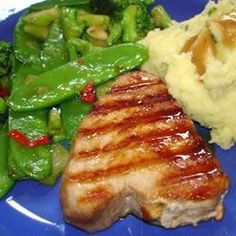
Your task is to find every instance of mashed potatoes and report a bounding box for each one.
[140,0,236,149]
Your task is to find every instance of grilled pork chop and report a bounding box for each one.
[60,71,229,233]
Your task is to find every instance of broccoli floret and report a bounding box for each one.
[136,4,156,38]
[122,4,155,42]
[90,0,154,14]
[0,40,12,77]
[89,0,158,45]
[113,0,154,9]
[90,0,114,15]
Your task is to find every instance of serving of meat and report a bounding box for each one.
[60,71,229,233]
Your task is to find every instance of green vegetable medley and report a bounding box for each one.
[0,0,172,198]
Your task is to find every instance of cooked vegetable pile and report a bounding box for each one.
[0,0,172,198]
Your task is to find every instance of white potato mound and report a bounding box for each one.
[140,0,236,149]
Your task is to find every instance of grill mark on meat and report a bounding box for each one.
[157,172,227,201]
[92,90,172,115]
[80,100,181,131]
[76,120,196,158]
[69,140,213,183]
[157,151,226,201]
[161,157,220,186]
[78,186,113,204]
[69,131,203,175]
[110,79,162,94]
[80,106,184,136]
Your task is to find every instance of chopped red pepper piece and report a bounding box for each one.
[80,81,97,104]
[0,88,9,98]
[9,130,50,147]
[30,135,51,147]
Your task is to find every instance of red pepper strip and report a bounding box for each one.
[0,88,9,98]
[80,81,96,104]
[9,130,50,147]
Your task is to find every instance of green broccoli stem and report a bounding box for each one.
[62,8,86,40]
[151,5,172,29]
[107,21,122,45]
[77,13,110,30]
[68,38,102,56]
[61,7,87,60]
[122,5,139,43]
[24,24,49,41]
[22,7,60,27]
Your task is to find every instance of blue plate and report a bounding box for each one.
[1,1,236,235]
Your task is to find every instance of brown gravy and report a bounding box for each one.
[218,12,236,48]
[182,11,236,76]
[182,29,216,76]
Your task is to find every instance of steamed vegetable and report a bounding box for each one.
[8,12,69,181]
[22,7,60,26]
[9,19,52,180]
[9,43,148,111]
[78,12,110,30]
[90,0,156,44]
[151,5,173,29]
[122,4,156,42]
[107,21,122,45]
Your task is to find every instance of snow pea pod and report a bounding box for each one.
[61,97,92,144]
[14,16,41,64]
[0,124,14,199]
[9,43,148,111]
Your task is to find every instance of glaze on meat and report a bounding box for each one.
[60,71,229,232]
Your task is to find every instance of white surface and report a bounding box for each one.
[0,0,42,21]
